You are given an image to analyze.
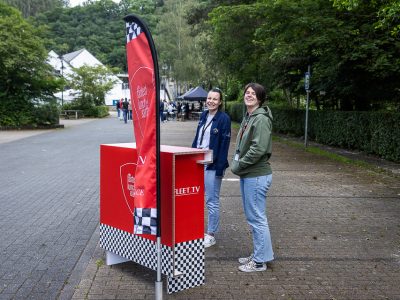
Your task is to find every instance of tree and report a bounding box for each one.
[3,0,66,17]
[154,0,207,90]
[0,2,61,126]
[68,65,116,108]
[206,0,400,110]
[332,0,400,36]
[33,0,159,72]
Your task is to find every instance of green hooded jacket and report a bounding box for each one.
[231,106,273,178]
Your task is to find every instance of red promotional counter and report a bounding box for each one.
[99,143,212,294]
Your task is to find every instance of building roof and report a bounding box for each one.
[63,49,86,63]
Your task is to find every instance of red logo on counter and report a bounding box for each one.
[175,186,201,197]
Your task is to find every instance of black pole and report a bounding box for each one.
[304,64,311,147]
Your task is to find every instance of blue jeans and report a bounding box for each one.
[204,169,222,234]
[123,109,128,123]
[240,174,273,263]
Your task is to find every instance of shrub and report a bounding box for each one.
[271,108,400,162]
[0,102,59,128]
[33,103,60,125]
[225,101,245,123]
[84,105,109,118]
[62,102,109,118]
[202,102,400,162]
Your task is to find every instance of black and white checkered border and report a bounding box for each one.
[126,21,142,43]
[100,224,205,294]
[167,239,204,294]
[100,224,173,276]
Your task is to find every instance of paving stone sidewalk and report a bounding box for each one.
[0,115,134,300]
[69,119,400,300]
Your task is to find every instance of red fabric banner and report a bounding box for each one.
[125,19,157,235]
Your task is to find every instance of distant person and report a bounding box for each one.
[163,100,168,122]
[119,98,124,121]
[177,102,182,120]
[128,101,132,121]
[122,98,129,124]
[116,100,121,119]
[192,88,231,248]
[159,100,165,122]
[167,102,176,120]
[231,83,274,272]
[184,102,189,120]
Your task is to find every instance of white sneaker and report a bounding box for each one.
[204,233,216,248]
[238,254,254,265]
[238,260,266,272]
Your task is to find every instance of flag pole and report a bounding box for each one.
[153,28,163,300]
[139,17,162,300]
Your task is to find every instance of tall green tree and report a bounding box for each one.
[154,0,207,90]
[207,0,400,110]
[68,65,116,108]
[0,2,61,126]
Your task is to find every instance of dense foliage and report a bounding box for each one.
[32,0,160,72]
[154,0,208,87]
[68,65,116,108]
[206,0,400,111]
[4,0,399,112]
[0,2,61,127]
[1,0,400,130]
[3,0,66,17]
[225,102,400,162]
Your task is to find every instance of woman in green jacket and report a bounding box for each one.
[231,82,274,272]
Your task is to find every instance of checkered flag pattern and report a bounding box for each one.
[134,207,157,235]
[126,21,142,43]
[100,224,205,294]
[167,239,205,294]
[100,224,173,275]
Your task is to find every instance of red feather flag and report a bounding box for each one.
[124,15,160,236]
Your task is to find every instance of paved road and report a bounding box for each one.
[76,118,399,300]
[1,116,399,300]
[0,116,134,300]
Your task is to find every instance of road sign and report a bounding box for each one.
[304,72,310,91]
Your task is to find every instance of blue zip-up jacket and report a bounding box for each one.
[192,110,231,176]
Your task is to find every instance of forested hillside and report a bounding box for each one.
[2,0,400,110]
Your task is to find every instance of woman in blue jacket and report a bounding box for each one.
[192,88,231,248]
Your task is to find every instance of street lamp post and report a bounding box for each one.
[304,65,311,147]
[162,64,168,100]
[59,56,64,107]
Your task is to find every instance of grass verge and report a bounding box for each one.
[272,135,399,178]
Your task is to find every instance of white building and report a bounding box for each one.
[48,49,129,106]
[48,49,175,106]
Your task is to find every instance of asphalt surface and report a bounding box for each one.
[0,114,399,300]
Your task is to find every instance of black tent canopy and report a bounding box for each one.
[178,86,208,101]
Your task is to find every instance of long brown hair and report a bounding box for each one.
[243,83,266,106]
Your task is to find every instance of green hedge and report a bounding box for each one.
[33,103,60,125]
[0,103,59,128]
[83,105,109,118]
[225,102,400,162]
[62,103,109,118]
